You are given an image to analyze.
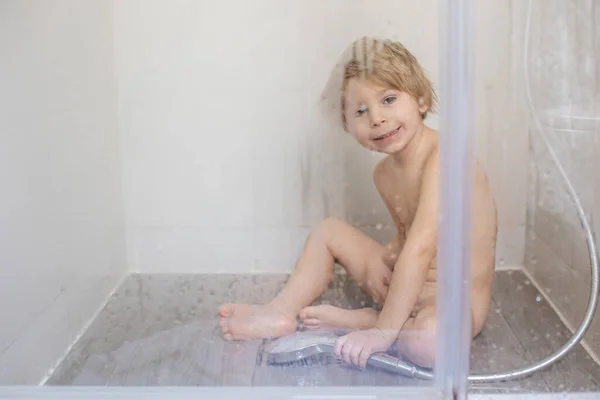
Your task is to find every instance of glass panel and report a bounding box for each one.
[1,0,599,398]
[1,0,444,396]
[464,0,600,396]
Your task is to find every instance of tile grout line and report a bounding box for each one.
[495,264,525,271]
[38,273,130,386]
[490,293,552,391]
[521,267,600,367]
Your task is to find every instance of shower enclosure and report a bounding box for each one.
[0,0,598,399]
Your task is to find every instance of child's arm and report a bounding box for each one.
[375,153,439,334]
[376,186,406,266]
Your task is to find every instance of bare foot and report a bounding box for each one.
[299,305,379,330]
[218,303,297,340]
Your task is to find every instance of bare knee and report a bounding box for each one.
[312,217,338,242]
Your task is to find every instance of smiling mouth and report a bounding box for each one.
[374,126,400,141]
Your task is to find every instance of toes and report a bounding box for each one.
[299,306,316,320]
[300,306,323,329]
[218,303,235,318]
[302,318,321,328]
[219,317,230,334]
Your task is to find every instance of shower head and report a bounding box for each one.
[264,331,337,364]
[264,331,434,380]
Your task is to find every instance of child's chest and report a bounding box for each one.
[376,167,422,229]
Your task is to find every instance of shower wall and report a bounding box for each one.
[521,0,600,360]
[0,1,126,384]
[115,0,529,273]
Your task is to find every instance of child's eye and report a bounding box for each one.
[356,107,367,117]
[383,96,397,105]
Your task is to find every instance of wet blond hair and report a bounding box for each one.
[320,37,437,130]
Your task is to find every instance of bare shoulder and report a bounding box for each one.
[372,156,392,189]
[422,145,492,197]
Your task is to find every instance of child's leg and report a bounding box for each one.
[393,305,437,368]
[394,293,486,368]
[218,217,391,340]
[300,304,379,330]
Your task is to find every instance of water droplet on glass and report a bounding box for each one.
[524,280,530,285]
[376,223,383,230]
[545,333,551,339]
[516,285,523,291]
[536,295,542,302]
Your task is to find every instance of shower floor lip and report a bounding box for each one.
[521,267,600,366]
[1,387,600,399]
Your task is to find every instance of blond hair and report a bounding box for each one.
[320,37,437,129]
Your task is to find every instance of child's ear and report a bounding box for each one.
[418,97,428,114]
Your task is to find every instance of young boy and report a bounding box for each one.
[218,37,497,369]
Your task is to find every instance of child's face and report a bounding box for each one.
[343,78,427,154]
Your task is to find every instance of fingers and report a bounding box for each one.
[341,339,353,366]
[334,335,347,360]
[375,280,389,305]
[383,268,392,286]
[349,343,362,367]
[335,335,356,367]
[358,346,371,369]
[335,335,372,370]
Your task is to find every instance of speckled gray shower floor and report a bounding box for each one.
[46,270,600,393]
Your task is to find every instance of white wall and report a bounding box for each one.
[0,0,126,384]
[114,0,528,273]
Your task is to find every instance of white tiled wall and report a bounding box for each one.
[114,0,528,273]
[522,0,600,360]
[0,1,126,384]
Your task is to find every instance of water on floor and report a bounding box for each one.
[46,270,600,393]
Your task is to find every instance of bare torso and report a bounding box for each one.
[373,128,497,335]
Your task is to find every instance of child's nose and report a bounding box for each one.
[370,113,386,128]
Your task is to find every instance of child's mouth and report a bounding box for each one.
[374,126,400,141]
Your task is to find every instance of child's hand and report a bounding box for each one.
[334,328,398,370]
[364,261,392,305]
